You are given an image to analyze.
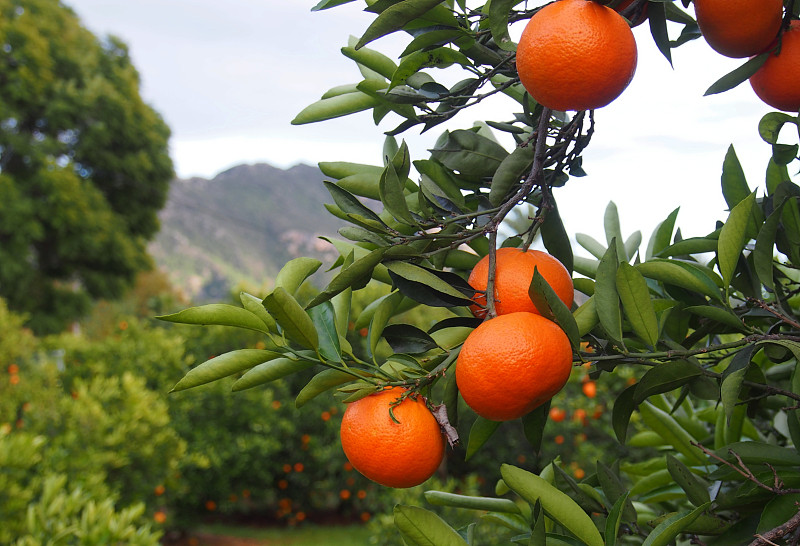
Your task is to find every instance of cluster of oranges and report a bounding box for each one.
[515,0,798,113]
[695,0,799,112]
[339,248,575,488]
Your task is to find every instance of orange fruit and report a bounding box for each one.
[339,387,445,488]
[549,407,567,422]
[468,248,574,318]
[515,0,637,111]
[694,0,783,58]
[750,21,800,112]
[613,0,648,27]
[456,312,573,421]
[582,381,597,398]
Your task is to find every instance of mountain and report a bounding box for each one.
[149,163,345,301]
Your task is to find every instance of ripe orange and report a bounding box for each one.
[549,406,567,422]
[582,381,597,398]
[750,21,800,112]
[694,0,783,58]
[468,248,574,318]
[515,0,637,111]
[456,312,573,421]
[339,387,445,488]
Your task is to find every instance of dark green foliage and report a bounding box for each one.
[0,0,173,333]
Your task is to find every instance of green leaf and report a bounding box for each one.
[489,143,535,206]
[171,349,282,392]
[263,287,319,350]
[641,503,712,546]
[639,402,705,465]
[379,162,417,225]
[714,441,800,467]
[530,268,580,350]
[500,465,604,546]
[704,54,767,96]
[754,199,786,291]
[634,360,703,404]
[424,491,521,514]
[430,129,509,182]
[604,202,627,262]
[596,242,623,344]
[646,207,680,260]
[383,323,439,354]
[717,191,756,290]
[308,301,343,362]
[636,259,722,301]
[573,296,599,337]
[340,45,398,80]
[356,0,448,50]
[415,159,465,207]
[758,112,798,145]
[521,402,549,454]
[576,233,607,260]
[657,237,719,257]
[394,505,468,546]
[311,0,356,11]
[647,0,672,66]
[306,247,388,309]
[157,304,270,334]
[756,493,800,535]
[612,383,637,443]
[274,257,323,296]
[296,368,363,408]
[604,492,630,546]
[541,199,574,275]
[488,0,523,51]
[552,464,605,513]
[231,357,317,392]
[666,454,710,507]
[465,417,500,461]
[239,292,277,332]
[720,145,751,210]
[390,48,471,90]
[684,305,748,332]
[292,91,379,124]
[386,261,474,304]
[369,291,403,358]
[596,462,636,523]
[616,263,659,348]
[323,180,388,228]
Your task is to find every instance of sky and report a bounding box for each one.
[62,0,784,245]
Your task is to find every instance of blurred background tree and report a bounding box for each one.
[0,0,173,333]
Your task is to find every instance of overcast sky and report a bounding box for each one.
[63,0,782,244]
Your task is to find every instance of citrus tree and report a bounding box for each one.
[159,0,800,543]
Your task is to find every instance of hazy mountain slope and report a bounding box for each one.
[149,163,344,300]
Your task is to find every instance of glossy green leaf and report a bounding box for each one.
[636,259,722,301]
[720,146,751,209]
[311,0,355,11]
[157,304,270,334]
[308,301,342,362]
[379,162,416,225]
[394,505,468,546]
[390,48,471,90]
[713,441,800,467]
[385,261,474,303]
[306,247,388,308]
[324,180,388,228]
[369,291,402,358]
[541,199,574,275]
[171,349,282,392]
[424,491,521,514]
[292,91,379,124]
[641,503,711,546]
[264,287,319,350]
[488,0,523,51]
[666,454,710,507]
[530,268,580,349]
[239,292,277,332]
[296,368,365,408]
[758,112,798,145]
[616,263,659,348]
[430,129,509,182]
[657,237,719,257]
[500,465,604,546]
[612,383,637,444]
[275,257,323,296]
[639,402,705,465]
[596,462,636,523]
[231,357,317,392]
[340,45,397,80]
[575,233,607,260]
[647,0,672,65]
[400,28,466,57]
[604,202,627,261]
[489,143,535,206]
[596,242,623,344]
[552,464,605,513]
[705,54,767,96]
[356,0,449,50]
[573,296,599,337]
[634,360,703,404]
[415,159,465,207]
[382,323,439,354]
[718,191,756,290]
[756,493,800,535]
[604,492,630,546]
[465,417,500,461]
[684,305,747,332]
[646,207,680,260]
[521,402,549,454]
[753,200,783,292]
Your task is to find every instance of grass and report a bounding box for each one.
[194,523,373,545]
